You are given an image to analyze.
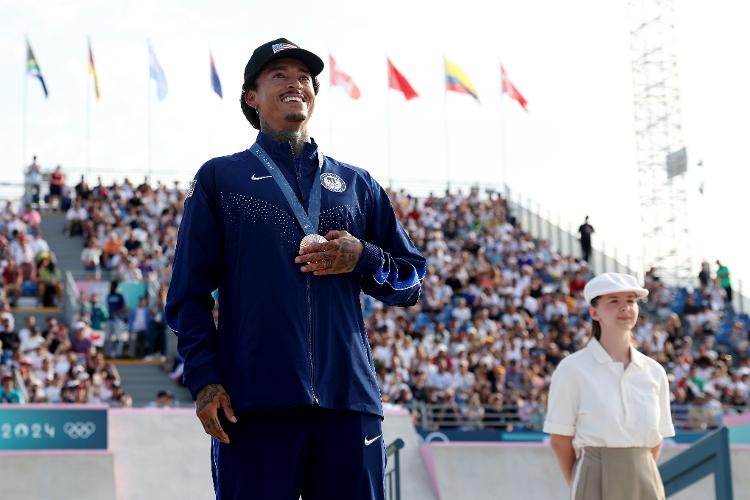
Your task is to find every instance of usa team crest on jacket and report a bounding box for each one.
[321,173,346,193]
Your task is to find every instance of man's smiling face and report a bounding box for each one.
[245,58,315,132]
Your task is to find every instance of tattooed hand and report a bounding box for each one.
[195,383,237,444]
[295,230,364,276]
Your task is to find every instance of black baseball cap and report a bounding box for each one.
[243,38,324,84]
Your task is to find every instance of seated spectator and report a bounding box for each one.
[43,373,63,402]
[60,383,76,403]
[20,205,42,233]
[74,175,92,201]
[106,381,133,407]
[17,315,37,345]
[461,393,485,430]
[81,238,102,279]
[0,316,20,366]
[47,324,71,356]
[64,199,88,237]
[123,231,142,254]
[102,231,122,269]
[19,326,44,354]
[0,374,24,403]
[70,321,93,354]
[147,389,176,408]
[119,257,143,282]
[36,256,62,307]
[9,233,36,281]
[27,379,47,403]
[72,379,93,404]
[2,258,23,307]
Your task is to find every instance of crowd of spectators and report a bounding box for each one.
[362,188,749,431]
[0,311,134,406]
[3,165,748,430]
[0,203,62,308]
[0,199,133,405]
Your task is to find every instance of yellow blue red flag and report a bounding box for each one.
[444,58,478,101]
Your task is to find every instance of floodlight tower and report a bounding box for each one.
[627,0,692,284]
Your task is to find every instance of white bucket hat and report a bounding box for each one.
[583,272,649,304]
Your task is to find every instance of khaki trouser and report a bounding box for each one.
[571,447,665,500]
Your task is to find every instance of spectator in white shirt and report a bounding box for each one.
[17,315,37,346]
[20,327,45,354]
[81,237,103,279]
[545,273,674,499]
[29,230,50,257]
[452,297,471,324]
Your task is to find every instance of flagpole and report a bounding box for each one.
[385,57,393,189]
[208,44,214,160]
[328,51,334,154]
[328,84,334,154]
[147,42,152,178]
[499,60,509,191]
[22,39,29,172]
[442,55,450,193]
[86,39,92,176]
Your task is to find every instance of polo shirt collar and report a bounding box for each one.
[587,337,644,368]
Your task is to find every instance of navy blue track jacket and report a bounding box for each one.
[165,132,426,417]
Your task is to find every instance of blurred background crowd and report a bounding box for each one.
[1,162,747,434]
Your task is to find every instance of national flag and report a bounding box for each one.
[329,55,361,99]
[387,58,418,100]
[26,38,48,98]
[501,64,528,111]
[88,38,101,101]
[444,59,479,101]
[148,40,168,100]
[210,50,222,98]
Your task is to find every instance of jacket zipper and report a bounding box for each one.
[307,274,319,405]
[295,155,318,405]
[294,157,305,204]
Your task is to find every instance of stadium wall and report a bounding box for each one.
[0,407,438,500]
[422,442,750,500]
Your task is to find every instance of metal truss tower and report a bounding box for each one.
[628,0,692,284]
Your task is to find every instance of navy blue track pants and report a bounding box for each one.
[210,406,386,500]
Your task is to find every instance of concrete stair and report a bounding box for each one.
[113,361,194,407]
[40,212,86,276]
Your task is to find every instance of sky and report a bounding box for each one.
[1,0,748,294]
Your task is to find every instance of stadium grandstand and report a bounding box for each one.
[1,160,747,436]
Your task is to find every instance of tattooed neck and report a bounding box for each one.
[260,119,310,157]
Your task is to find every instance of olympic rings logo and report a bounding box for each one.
[63,421,97,439]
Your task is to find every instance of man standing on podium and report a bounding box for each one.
[165,38,426,500]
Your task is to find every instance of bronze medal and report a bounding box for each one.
[299,233,327,252]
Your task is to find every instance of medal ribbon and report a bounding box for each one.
[250,143,324,235]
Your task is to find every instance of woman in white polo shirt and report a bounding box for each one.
[544,273,675,500]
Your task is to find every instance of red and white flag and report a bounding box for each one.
[501,64,528,111]
[329,55,361,99]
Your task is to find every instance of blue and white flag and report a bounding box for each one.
[148,40,168,100]
[210,50,222,98]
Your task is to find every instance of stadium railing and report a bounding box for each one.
[385,438,405,500]
[416,402,747,432]
[64,270,80,326]
[659,426,734,499]
[416,402,539,431]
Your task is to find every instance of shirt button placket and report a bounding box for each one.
[620,370,635,426]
